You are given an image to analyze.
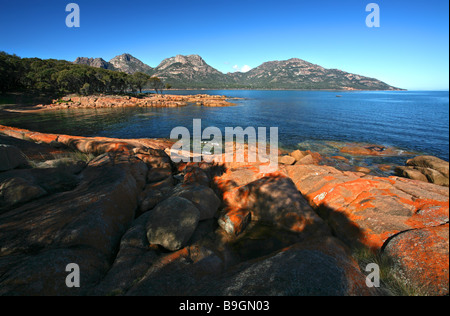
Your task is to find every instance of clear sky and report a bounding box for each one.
[0,0,448,90]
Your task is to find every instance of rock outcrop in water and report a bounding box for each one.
[395,156,449,187]
[32,94,237,110]
[0,125,448,296]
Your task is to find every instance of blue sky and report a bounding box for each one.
[0,0,448,90]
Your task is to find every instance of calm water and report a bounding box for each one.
[0,91,448,164]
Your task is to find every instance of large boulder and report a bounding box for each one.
[395,156,450,187]
[295,154,315,165]
[172,184,221,220]
[192,237,380,296]
[395,166,429,183]
[290,149,305,162]
[146,197,201,251]
[92,212,223,296]
[147,167,172,183]
[279,155,296,165]
[138,189,165,215]
[218,173,330,238]
[0,144,28,171]
[407,156,449,178]
[383,224,449,296]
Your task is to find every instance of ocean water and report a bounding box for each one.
[0,90,448,164]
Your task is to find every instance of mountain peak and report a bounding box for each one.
[73,53,401,90]
[109,53,153,75]
[168,54,206,67]
[116,53,134,61]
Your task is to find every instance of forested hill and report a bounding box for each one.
[0,52,164,96]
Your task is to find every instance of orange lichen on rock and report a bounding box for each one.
[281,165,449,252]
[218,208,252,236]
[383,224,449,296]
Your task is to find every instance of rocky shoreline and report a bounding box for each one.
[0,125,448,296]
[32,94,240,111]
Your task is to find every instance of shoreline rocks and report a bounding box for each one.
[0,125,448,296]
[32,94,238,111]
[395,155,449,187]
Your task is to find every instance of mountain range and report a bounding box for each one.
[73,53,402,90]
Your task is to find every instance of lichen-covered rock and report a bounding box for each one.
[281,165,449,251]
[217,172,330,238]
[383,224,449,296]
[1,125,448,296]
[218,209,252,236]
[340,144,398,156]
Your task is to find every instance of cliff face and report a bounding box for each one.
[74,54,402,90]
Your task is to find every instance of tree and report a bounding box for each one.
[80,83,91,96]
[149,76,164,94]
[131,72,151,94]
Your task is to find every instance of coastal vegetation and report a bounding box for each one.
[0,52,165,97]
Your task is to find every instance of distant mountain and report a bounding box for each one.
[153,54,230,88]
[109,53,154,75]
[73,54,402,90]
[227,58,398,90]
[73,57,116,71]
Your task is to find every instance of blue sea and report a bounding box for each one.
[0,90,448,166]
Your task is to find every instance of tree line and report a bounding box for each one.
[0,52,169,96]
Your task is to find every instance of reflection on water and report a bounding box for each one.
[0,91,448,169]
